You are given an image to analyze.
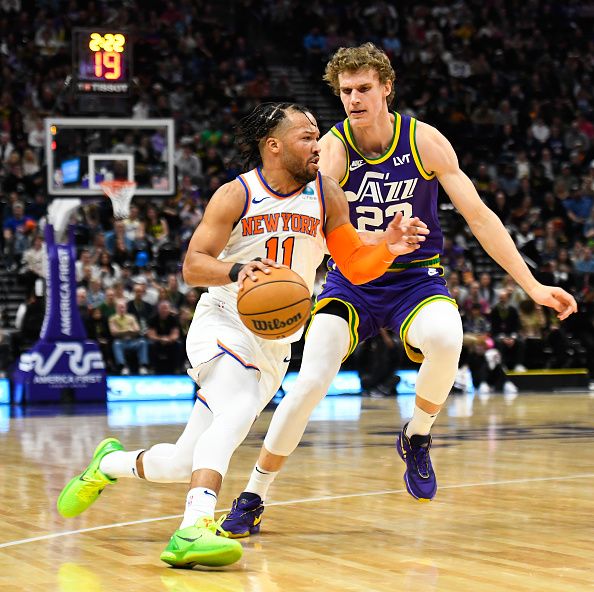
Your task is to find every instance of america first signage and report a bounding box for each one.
[13,224,106,403]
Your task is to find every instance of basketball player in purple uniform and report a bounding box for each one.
[222,44,577,536]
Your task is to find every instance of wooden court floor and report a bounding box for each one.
[1,391,593,592]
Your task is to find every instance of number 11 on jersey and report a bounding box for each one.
[265,236,295,268]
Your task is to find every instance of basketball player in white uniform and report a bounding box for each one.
[56,102,429,568]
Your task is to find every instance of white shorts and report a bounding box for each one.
[186,292,291,409]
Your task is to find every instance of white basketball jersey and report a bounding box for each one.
[209,168,327,316]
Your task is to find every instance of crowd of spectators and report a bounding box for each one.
[1,1,594,385]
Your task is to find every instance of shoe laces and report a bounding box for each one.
[229,495,258,517]
[76,477,105,502]
[412,442,431,478]
[410,436,431,478]
[199,515,231,538]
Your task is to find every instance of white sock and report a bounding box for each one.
[405,405,439,437]
[180,487,217,529]
[99,450,145,479]
[245,464,278,501]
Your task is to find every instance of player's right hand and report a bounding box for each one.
[384,212,430,256]
[237,258,281,290]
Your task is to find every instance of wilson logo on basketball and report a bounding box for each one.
[237,267,311,340]
[251,312,303,332]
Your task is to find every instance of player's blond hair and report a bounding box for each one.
[323,43,396,106]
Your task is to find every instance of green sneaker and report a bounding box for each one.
[56,438,124,518]
[160,516,243,568]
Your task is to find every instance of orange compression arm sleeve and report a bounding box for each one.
[326,223,395,285]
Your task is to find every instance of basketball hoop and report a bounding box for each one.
[101,180,136,220]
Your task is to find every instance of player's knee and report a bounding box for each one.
[143,448,193,482]
[424,319,463,358]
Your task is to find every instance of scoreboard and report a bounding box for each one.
[72,28,132,95]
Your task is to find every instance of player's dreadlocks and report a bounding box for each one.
[236,102,312,169]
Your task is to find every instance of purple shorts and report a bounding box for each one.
[312,266,456,362]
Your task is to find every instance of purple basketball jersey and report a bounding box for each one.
[317,113,456,359]
[332,112,443,269]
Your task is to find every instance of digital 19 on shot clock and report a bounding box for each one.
[73,29,132,95]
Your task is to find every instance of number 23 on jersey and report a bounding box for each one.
[355,203,413,231]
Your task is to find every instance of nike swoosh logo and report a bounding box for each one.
[203,489,217,498]
[283,356,290,363]
[177,535,203,543]
[252,196,269,204]
[349,160,365,171]
[253,515,262,526]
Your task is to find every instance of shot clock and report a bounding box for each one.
[73,28,132,95]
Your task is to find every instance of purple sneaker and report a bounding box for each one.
[220,492,264,538]
[396,423,437,501]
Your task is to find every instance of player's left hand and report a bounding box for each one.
[528,284,578,320]
[384,212,430,256]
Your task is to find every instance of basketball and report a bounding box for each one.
[237,267,311,340]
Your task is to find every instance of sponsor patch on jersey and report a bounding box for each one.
[301,186,317,201]
[349,159,365,171]
[393,154,411,166]
[428,268,438,276]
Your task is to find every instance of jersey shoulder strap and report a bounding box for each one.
[329,119,351,186]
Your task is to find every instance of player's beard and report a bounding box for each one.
[293,166,317,185]
[284,152,317,185]
[292,160,317,185]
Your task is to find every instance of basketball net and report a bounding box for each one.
[101,180,136,220]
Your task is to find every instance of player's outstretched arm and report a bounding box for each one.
[417,122,578,320]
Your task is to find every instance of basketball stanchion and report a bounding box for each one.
[100,179,137,220]
[12,199,106,403]
[46,198,81,243]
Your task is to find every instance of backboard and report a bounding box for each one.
[45,118,176,198]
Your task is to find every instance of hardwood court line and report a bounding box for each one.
[1,471,593,550]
